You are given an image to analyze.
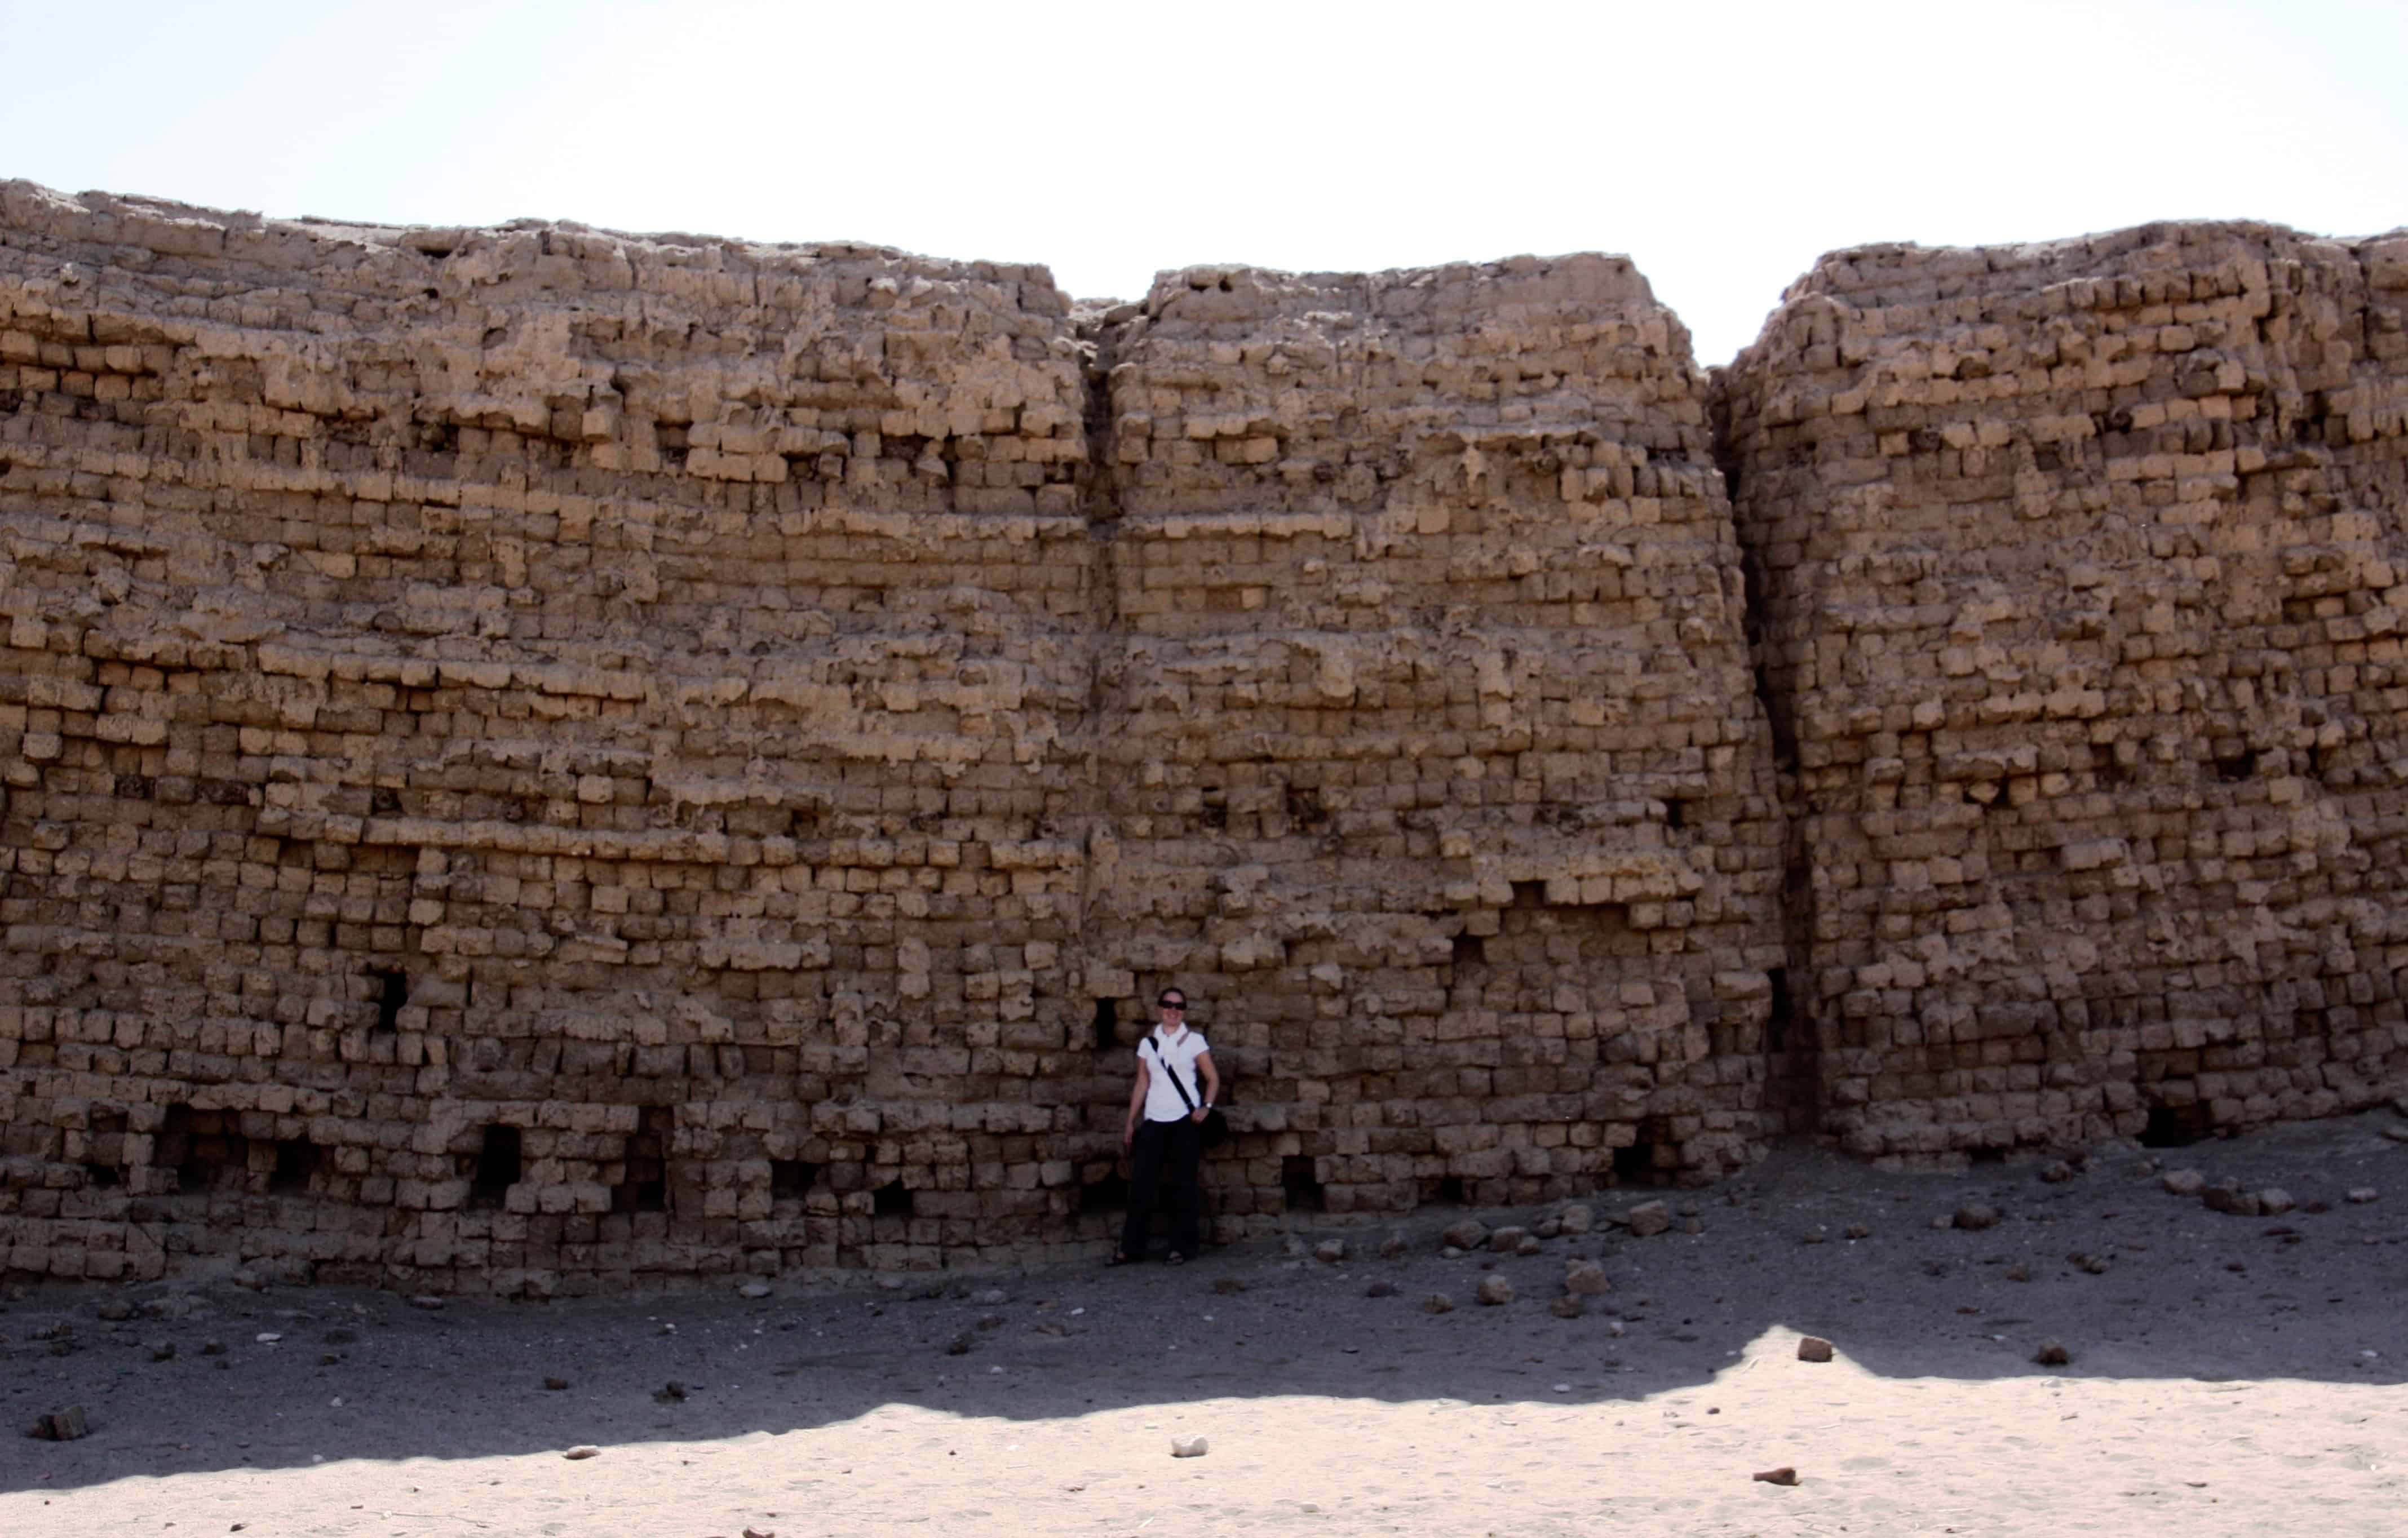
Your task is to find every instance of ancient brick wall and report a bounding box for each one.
[6,181,2403,1289]
[1719,222,2408,1161]
[0,185,1787,1289]
[1089,260,1790,1224]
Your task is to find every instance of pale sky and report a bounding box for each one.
[3,0,2401,362]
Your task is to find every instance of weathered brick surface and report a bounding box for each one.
[1719,221,2408,1160]
[0,187,1784,1288]
[1092,261,1789,1225]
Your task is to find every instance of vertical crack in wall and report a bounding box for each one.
[1709,367,1820,1136]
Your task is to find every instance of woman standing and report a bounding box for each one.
[1113,986,1219,1265]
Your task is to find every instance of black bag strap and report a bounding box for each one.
[1146,1036,1202,1111]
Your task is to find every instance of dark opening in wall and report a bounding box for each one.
[1281,1155,1325,1213]
[160,1104,249,1194]
[81,1109,126,1189]
[469,1125,521,1208]
[1612,1140,1657,1185]
[1091,997,1118,1052]
[2089,742,2133,788]
[1968,1145,2008,1166]
[1510,880,1548,909]
[1078,1171,1129,1214]
[873,1178,914,1218]
[1665,799,1688,831]
[1765,966,1792,1054]
[369,969,408,1032]
[2212,748,2258,783]
[770,1159,818,1201]
[1451,932,1485,967]
[2140,1101,2214,1148]
[1427,1173,1467,1206]
[270,1138,318,1194]
[1198,787,1227,831]
[614,1106,670,1213]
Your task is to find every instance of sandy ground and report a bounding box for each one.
[4,1110,2405,1538]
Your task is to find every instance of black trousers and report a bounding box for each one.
[1121,1116,1203,1260]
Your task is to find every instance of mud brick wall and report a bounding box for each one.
[0,186,1790,1289]
[1719,222,2408,1161]
[0,183,1109,1289]
[1090,259,1789,1229]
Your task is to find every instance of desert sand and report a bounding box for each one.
[5,1110,2403,1537]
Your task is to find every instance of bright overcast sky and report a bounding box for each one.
[4,0,2401,362]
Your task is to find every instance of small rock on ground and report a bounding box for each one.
[1170,1435,1208,1457]
[1797,1336,1834,1362]
[2258,1187,2296,1215]
[1365,1280,1396,1298]
[1548,1296,1584,1319]
[1624,1201,1670,1238]
[562,1446,600,1460]
[1558,1203,1593,1235]
[1314,1240,1347,1264]
[1441,1219,1488,1250]
[2162,1169,2206,1195]
[1564,1260,1610,1295]
[2039,1161,2074,1184]
[1753,1466,1799,1486]
[1377,1230,1408,1259]
[2034,1339,2071,1366]
[1954,1204,2000,1230]
[1476,1275,1515,1306]
[2347,1187,2378,1203]
[29,1407,90,1441]
[1488,1226,1528,1253]
[1422,1293,1456,1315]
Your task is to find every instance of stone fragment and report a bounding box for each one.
[1314,1240,1347,1265]
[1476,1275,1515,1306]
[974,1289,1008,1306]
[1516,1235,1543,1256]
[1212,1278,1246,1295]
[945,1333,973,1355]
[1563,1260,1611,1295]
[1753,1466,1799,1486]
[544,1376,569,1390]
[2033,1340,2071,1366]
[2258,1188,2295,1215]
[1624,1202,1670,1238]
[1378,1230,1408,1260]
[1558,1204,1594,1236]
[406,1295,444,1310]
[28,1406,88,1441]
[563,1446,600,1460]
[1365,1280,1396,1298]
[2346,1188,2378,1204]
[2039,1162,2074,1184]
[737,1282,773,1299]
[1441,1220,1488,1251]
[1844,1224,1869,1240]
[149,1341,176,1362]
[2203,1185,2262,1217]
[96,1300,134,1322]
[1549,1297,1585,1319]
[2162,1169,2206,1196]
[1953,1204,2000,1231]
[1488,1226,1528,1253]
[2004,1265,2031,1282]
[1533,1217,1561,1239]
[1796,1336,1834,1363]
[1170,1435,1208,1457]
[653,1381,688,1403]
[1422,1293,1455,1315]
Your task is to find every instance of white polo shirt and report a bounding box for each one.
[1139,1025,1211,1123]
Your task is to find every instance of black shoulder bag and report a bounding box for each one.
[1147,1039,1229,1149]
